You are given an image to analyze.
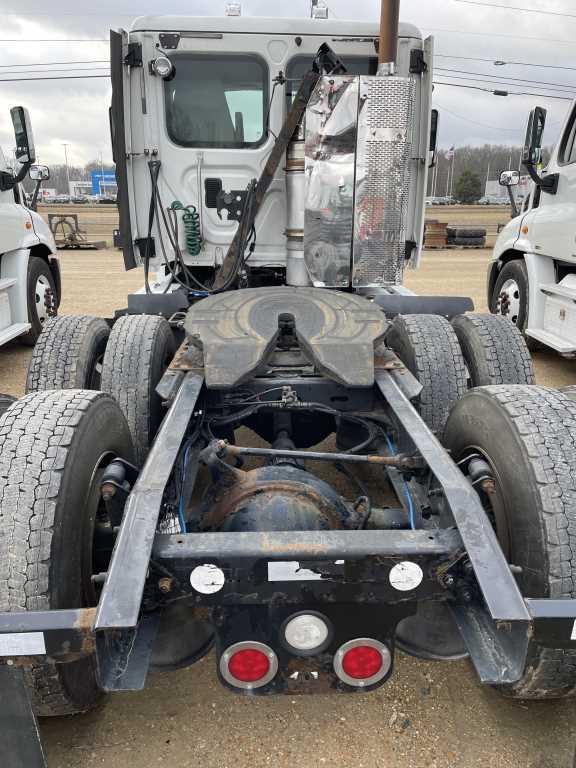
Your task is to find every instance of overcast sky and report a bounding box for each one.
[0,0,573,168]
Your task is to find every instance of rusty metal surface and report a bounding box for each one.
[169,340,205,372]
[199,455,357,532]
[0,607,97,665]
[221,442,420,469]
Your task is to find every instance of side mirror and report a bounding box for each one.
[29,164,50,182]
[10,106,36,164]
[499,170,520,187]
[429,109,439,167]
[522,106,559,194]
[523,106,546,167]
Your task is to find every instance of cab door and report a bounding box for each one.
[143,35,282,270]
[110,29,139,270]
[530,104,576,264]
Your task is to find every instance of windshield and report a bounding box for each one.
[165,53,268,149]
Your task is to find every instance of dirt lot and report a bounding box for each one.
[0,205,575,768]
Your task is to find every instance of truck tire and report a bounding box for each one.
[26,315,110,393]
[101,315,176,465]
[490,259,540,351]
[0,390,134,716]
[449,237,486,247]
[0,394,16,418]
[21,255,58,347]
[447,228,486,239]
[445,386,576,699]
[386,314,467,435]
[451,314,535,387]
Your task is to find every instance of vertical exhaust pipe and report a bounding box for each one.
[378,0,400,76]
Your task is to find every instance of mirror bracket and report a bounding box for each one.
[524,163,559,195]
[0,170,15,192]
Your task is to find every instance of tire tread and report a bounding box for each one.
[0,390,109,715]
[26,315,110,393]
[387,314,467,434]
[452,313,535,387]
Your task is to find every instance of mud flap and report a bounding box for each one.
[0,666,46,768]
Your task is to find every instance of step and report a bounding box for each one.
[526,327,576,355]
[0,323,30,347]
[540,283,576,303]
[0,278,17,293]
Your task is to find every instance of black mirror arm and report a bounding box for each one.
[523,160,559,195]
[507,186,519,218]
[30,179,42,212]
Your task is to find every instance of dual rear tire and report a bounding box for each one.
[387,312,576,698]
[27,314,175,464]
[445,385,576,699]
[0,391,135,715]
[386,312,534,435]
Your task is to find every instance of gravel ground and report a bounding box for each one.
[0,244,575,768]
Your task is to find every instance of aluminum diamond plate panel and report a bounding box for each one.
[352,76,416,287]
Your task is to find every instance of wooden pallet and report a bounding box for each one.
[426,245,488,250]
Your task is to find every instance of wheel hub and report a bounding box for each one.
[34,275,56,326]
[497,278,521,326]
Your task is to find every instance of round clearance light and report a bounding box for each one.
[334,639,391,688]
[150,56,175,79]
[220,642,278,690]
[283,612,331,655]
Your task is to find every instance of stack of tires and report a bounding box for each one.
[446,227,486,248]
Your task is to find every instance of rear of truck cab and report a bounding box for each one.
[111,15,433,282]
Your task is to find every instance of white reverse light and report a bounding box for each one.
[284,613,330,654]
[225,2,242,15]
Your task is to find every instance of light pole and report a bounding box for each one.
[62,143,71,196]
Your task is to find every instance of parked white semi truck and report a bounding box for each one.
[0,107,59,348]
[5,7,576,767]
[489,105,576,356]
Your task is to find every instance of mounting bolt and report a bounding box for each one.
[443,575,455,588]
[158,577,174,594]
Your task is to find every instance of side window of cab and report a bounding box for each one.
[558,105,576,166]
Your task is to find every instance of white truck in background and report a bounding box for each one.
[489,104,576,357]
[0,107,60,348]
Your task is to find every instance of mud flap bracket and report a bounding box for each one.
[0,666,46,768]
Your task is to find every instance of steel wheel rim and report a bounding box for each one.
[498,278,521,326]
[34,274,52,325]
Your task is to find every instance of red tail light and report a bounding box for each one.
[334,639,391,687]
[220,642,278,690]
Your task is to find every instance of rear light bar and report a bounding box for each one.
[333,638,391,688]
[220,641,278,690]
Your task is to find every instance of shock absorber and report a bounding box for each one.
[170,201,203,256]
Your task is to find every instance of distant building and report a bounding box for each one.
[91,170,118,198]
[69,180,93,197]
[485,176,532,201]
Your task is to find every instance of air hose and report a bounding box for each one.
[170,201,203,256]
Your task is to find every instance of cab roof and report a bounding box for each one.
[129,15,422,41]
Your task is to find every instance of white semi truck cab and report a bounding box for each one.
[490,103,576,356]
[111,14,435,295]
[0,107,60,347]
